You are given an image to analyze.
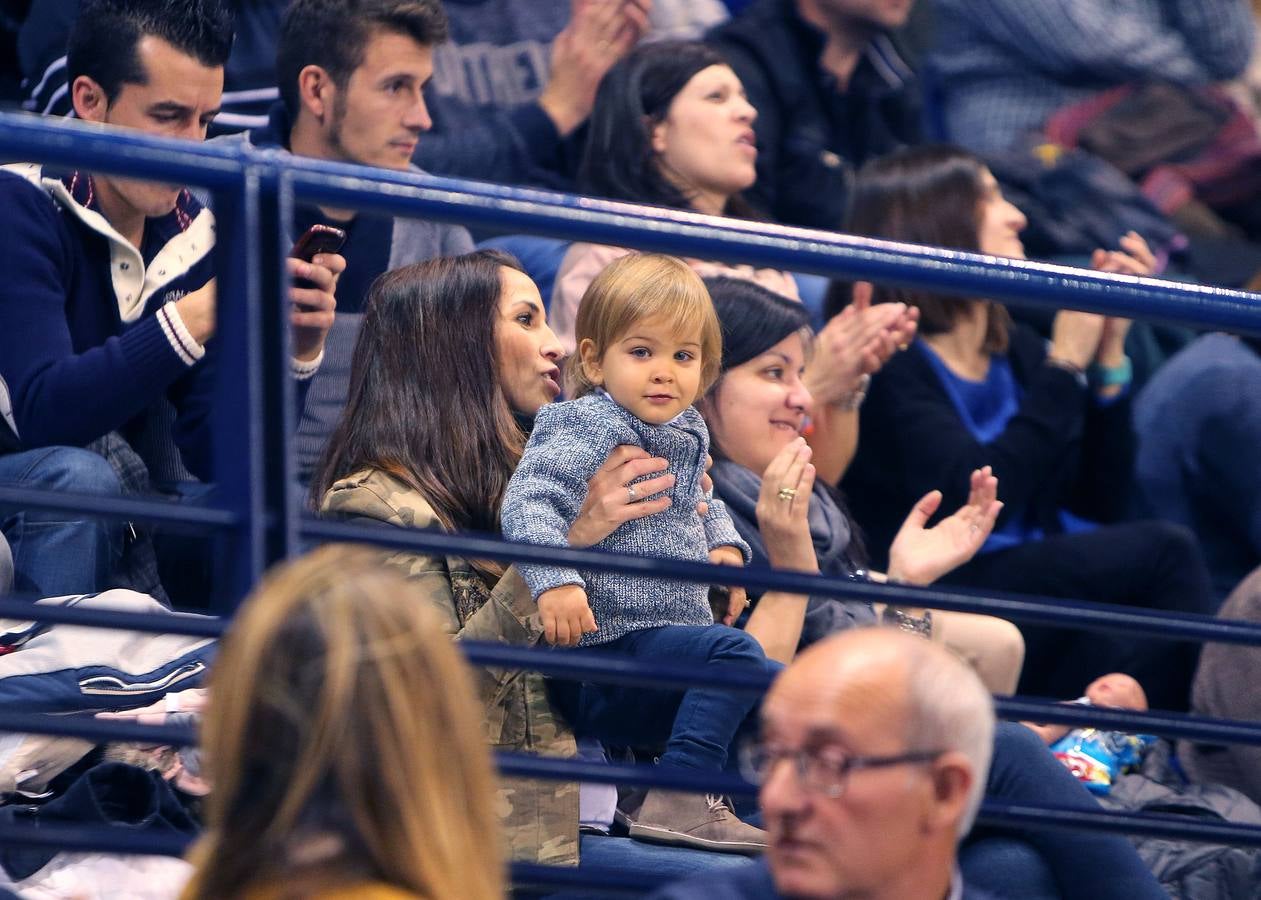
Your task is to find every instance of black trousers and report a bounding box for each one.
[942,520,1218,711]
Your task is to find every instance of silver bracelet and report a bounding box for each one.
[881,605,933,640]
[833,373,870,412]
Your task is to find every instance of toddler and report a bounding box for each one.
[501,253,768,853]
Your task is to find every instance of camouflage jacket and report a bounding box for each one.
[320,467,580,866]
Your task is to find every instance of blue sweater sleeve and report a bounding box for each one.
[702,497,753,564]
[0,176,194,449]
[500,400,618,599]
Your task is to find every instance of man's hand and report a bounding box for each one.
[539,583,598,646]
[539,0,652,135]
[173,278,217,346]
[709,544,747,625]
[288,251,344,362]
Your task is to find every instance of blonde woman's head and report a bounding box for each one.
[184,545,502,900]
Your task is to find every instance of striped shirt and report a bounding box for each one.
[931,0,1257,154]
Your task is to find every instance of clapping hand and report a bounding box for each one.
[886,466,1002,586]
[806,284,919,407]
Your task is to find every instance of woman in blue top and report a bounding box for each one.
[838,145,1217,712]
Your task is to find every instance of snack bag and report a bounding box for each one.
[1050,701,1156,794]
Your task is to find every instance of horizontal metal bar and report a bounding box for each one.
[0,711,196,746]
[5,602,1261,745]
[496,751,755,796]
[303,517,1261,647]
[288,165,1261,335]
[6,688,1261,753]
[0,821,191,857]
[4,509,1255,650]
[3,112,1259,335]
[0,819,655,895]
[992,698,1261,747]
[510,862,662,896]
[0,486,239,532]
[0,598,221,638]
[978,800,1261,848]
[0,112,245,188]
[2,797,1258,871]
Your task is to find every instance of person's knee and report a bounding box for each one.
[993,720,1047,758]
[1129,520,1215,612]
[1133,520,1199,563]
[982,620,1025,695]
[990,721,1061,785]
[995,616,1025,668]
[710,626,767,666]
[19,447,121,496]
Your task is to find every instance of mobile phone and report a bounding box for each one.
[290,224,346,262]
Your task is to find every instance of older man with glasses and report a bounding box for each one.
[653,626,1168,899]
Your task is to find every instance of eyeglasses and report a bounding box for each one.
[741,743,945,799]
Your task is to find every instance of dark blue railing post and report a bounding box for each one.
[209,167,269,610]
[275,168,303,562]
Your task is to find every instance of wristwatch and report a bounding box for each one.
[882,605,933,639]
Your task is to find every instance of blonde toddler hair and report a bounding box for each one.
[566,253,722,399]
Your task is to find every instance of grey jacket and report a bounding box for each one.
[501,391,751,646]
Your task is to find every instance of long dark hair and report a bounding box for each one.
[827,144,1011,352]
[312,250,527,536]
[579,41,758,218]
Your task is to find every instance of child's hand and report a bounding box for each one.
[539,584,598,647]
[709,545,747,626]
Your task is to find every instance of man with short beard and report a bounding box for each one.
[236,0,473,483]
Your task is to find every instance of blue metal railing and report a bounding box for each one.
[4,110,1261,888]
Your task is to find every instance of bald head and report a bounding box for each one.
[772,628,923,722]
[758,627,996,900]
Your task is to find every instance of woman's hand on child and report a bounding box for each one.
[886,467,1002,586]
[569,445,674,547]
[709,545,748,625]
[699,455,714,518]
[539,584,599,646]
[755,438,821,573]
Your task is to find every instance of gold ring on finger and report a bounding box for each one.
[777,487,797,502]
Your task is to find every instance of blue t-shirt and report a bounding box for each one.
[916,341,1096,552]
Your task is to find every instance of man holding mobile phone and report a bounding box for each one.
[0,0,343,599]
[231,0,473,482]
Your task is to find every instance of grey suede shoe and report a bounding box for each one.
[627,789,768,854]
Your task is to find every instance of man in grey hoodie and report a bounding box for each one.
[239,0,474,481]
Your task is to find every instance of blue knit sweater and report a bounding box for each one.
[501,391,751,646]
